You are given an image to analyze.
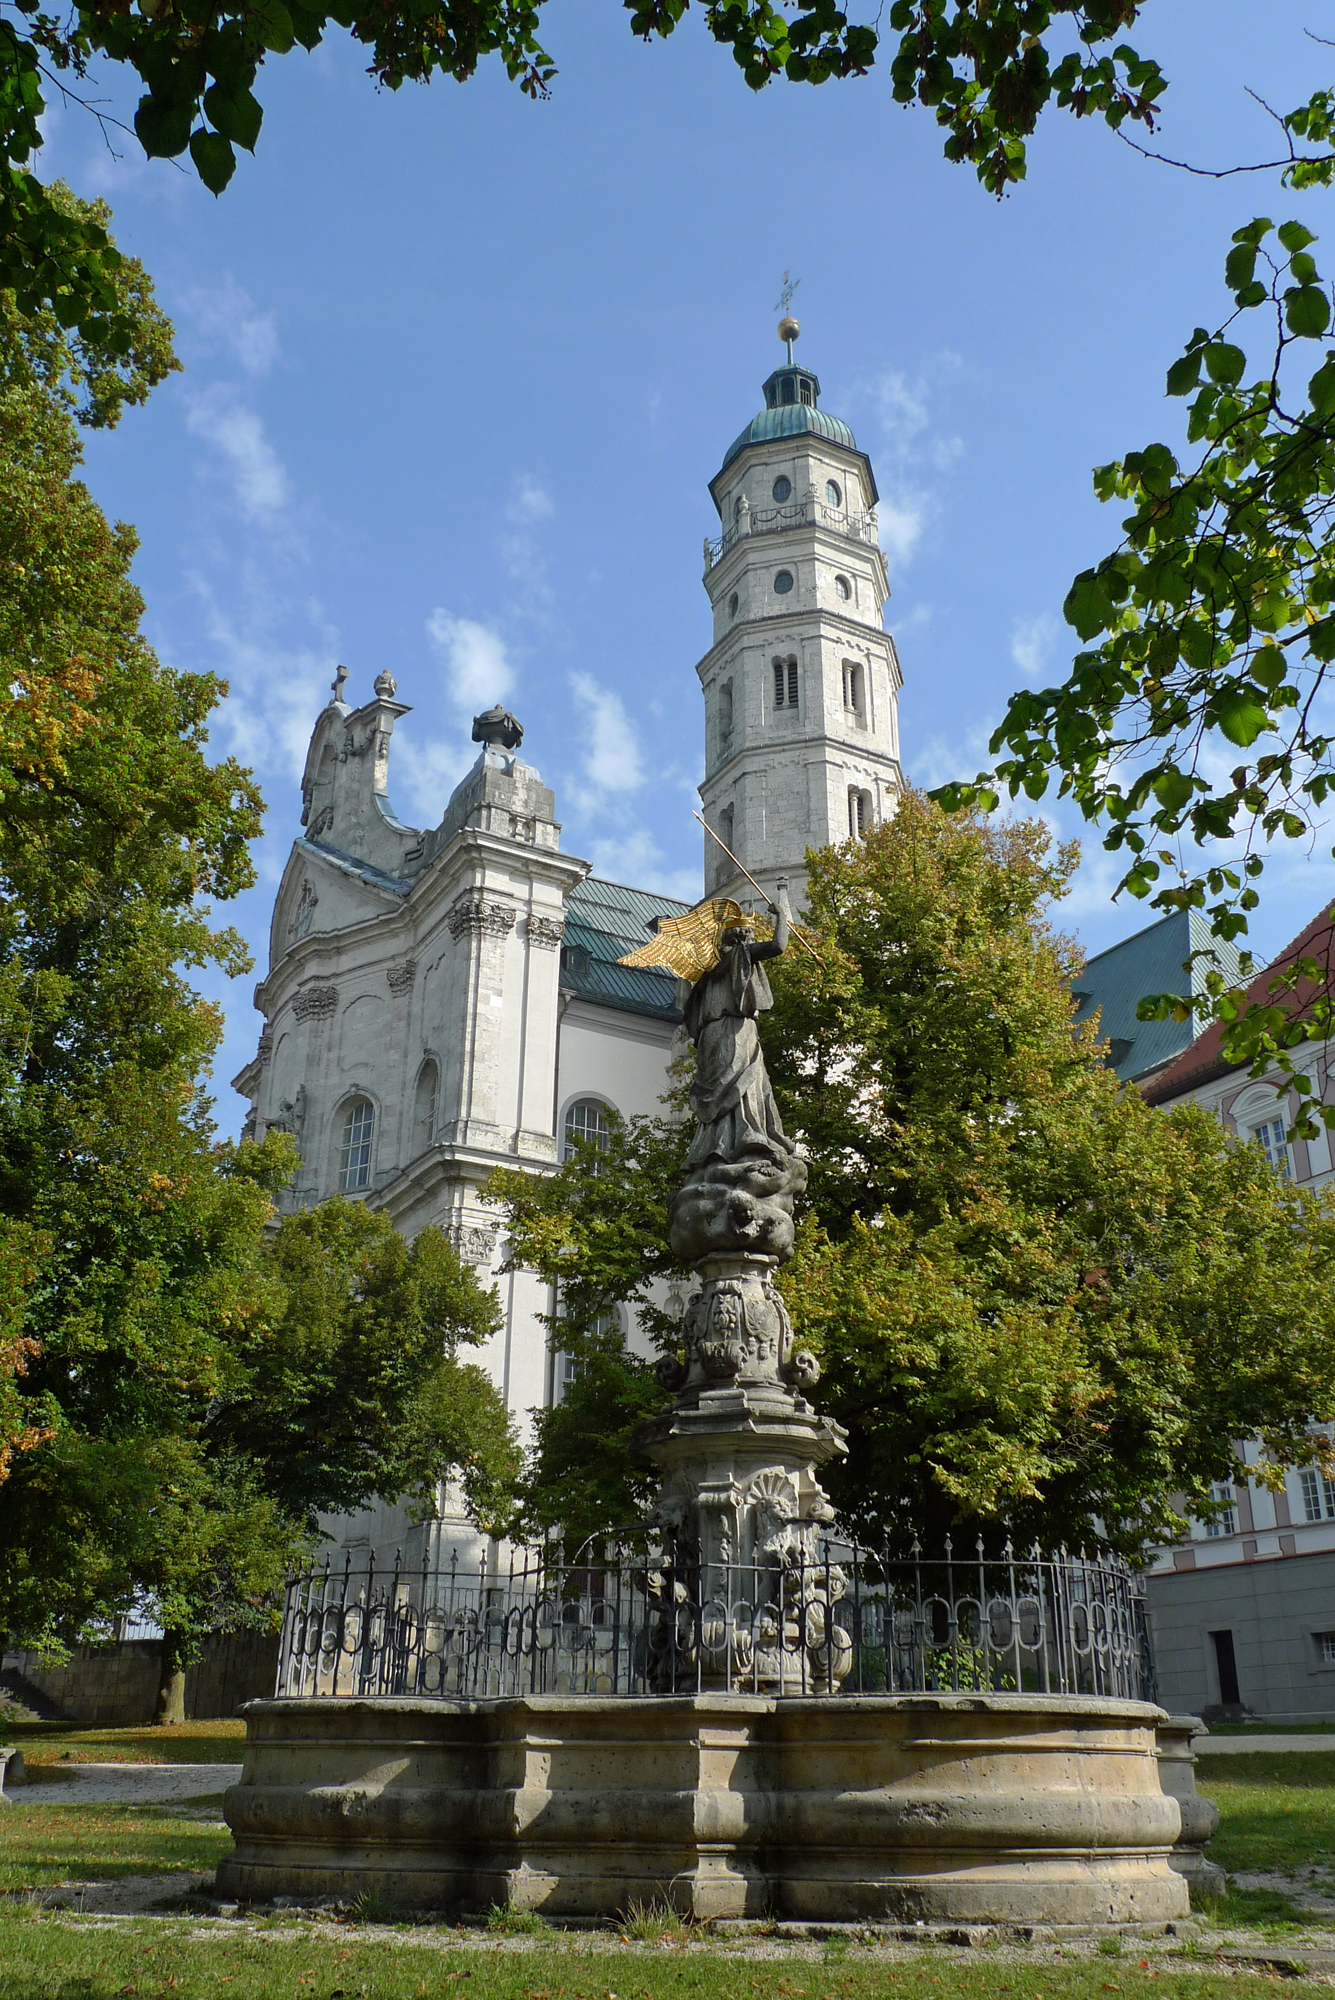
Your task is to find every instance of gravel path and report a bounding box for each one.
[1196,1734,1335,1754]
[12,1761,236,1805]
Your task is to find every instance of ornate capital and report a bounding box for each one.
[386,958,417,994]
[292,983,338,1022]
[447,1222,497,1266]
[256,1030,273,1066]
[525,914,565,952]
[448,891,517,942]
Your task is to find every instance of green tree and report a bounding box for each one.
[0,224,519,1717]
[490,796,1335,1556]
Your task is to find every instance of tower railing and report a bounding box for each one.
[273,1534,1154,1706]
[705,501,880,569]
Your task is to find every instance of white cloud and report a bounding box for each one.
[570,671,645,797]
[185,387,290,522]
[1010,612,1061,685]
[391,735,474,823]
[180,278,279,376]
[584,828,700,904]
[506,474,553,525]
[848,364,964,579]
[877,499,927,569]
[425,611,515,714]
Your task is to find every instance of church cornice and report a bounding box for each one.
[704,514,890,597]
[699,743,904,794]
[708,428,878,512]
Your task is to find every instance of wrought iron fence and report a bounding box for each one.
[274,1534,1154,1705]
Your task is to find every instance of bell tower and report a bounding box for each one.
[696,315,903,910]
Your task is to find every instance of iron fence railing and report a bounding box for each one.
[705,501,880,568]
[274,1534,1154,1705]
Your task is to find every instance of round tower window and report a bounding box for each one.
[826,479,842,508]
[772,476,792,504]
[774,570,794,595]
[728,592,739,619]
[835,574,852,600]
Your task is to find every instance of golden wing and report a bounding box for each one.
[619,899,772,982]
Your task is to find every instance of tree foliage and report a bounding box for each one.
[490,798,1335,1557]
[0,242,518,1668]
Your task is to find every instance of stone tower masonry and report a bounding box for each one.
[696,333,903,911]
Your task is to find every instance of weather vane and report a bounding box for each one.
[774,271,801,363]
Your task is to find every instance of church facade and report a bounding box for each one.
[232,340,904,1564]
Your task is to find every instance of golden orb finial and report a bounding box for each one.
[777,314,800,347]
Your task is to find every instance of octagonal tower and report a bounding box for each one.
[697,330,903,909]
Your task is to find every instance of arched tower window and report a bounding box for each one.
[848,788,872,840]
[339,1097,375,1192]
[842,661,864,718]
[717,805,735,885]
[773,657,799,710]
[718,680,733,759]
[413,1060,438,1153]
[563,1098,611,1160]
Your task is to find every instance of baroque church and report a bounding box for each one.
[232,330,904,1564]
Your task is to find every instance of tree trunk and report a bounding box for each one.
[154,1630,187,1726]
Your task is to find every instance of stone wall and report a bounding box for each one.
[3,1630,280,1726]
[220,1691,1189,1926]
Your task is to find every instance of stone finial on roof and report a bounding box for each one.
[472,705,524,751]
[374,669,398,699]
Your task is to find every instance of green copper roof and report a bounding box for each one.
[561,875,692,1021]
[1071,908,1242,1084]
[720,402,857,471]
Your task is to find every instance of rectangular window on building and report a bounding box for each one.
[1299,1467,1335,1521]
[773,659,785,709]
[1317,1632,1335,1665]
[1252,1116,1293,1178]
[1203,1480,1239,1537]
[718,679,733,756]
[787,658,799,708]
[842,661,863,715]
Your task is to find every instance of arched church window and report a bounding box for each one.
[563,1099,611,1160]
[773,657,799,710]
[848,788,872,840]
[728,591,739,620]
[835,573,852,601]
[799,380,813,406]
[826,479,842,508]
[717,805,735,885]
[339,1097,375,1192]
[842,661,863,716]
[718,680,733,757]
[772,476,792,504]
[780,377,795,406]
[414,1060,438,1153]
[773,570,794,595]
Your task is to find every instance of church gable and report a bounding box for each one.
[269,839,407,972]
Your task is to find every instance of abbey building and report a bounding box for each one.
[232,338,904,1562]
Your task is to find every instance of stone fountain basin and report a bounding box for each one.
[218,1691,1190,1926]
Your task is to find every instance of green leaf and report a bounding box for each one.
[1224,243,1257,293]
[134,93,194,160]
[203,82,263,151]
[189,128,236,193]
[1151,767,1194,811]
[1166,351,1202,396]
[1309,355,1335,415]
[1278,219,1317,252]
[1214,690,1270,748]
[1064,570,1113,641]
[1286,286,1331,337]
[247,0,295,52]
[1204,342,1246,386]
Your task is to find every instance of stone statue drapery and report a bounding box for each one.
[682,903,797,1175]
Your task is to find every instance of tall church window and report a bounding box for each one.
[848,788,872,839]
[563,1098,611,1160]
[413,1060,438,1153]
[842,661,863,717]
[717,806,735,884]
[718,680,733,758]
[339,1097,375,1192]
[773,658,798,710]
[1203,1481,1239,1538]
[799,379,812,406]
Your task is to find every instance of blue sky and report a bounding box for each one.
[35,0,1332,1134]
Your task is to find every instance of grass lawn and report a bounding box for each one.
[1194,1752,1335,1881]
[0,1920,1327,2000]
[4,1721,246,1767]
[0,1803,232,1894]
